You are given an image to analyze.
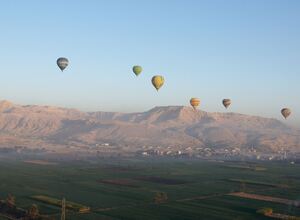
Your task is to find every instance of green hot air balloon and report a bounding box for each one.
[57,57,69,71]
[132,65,142,76]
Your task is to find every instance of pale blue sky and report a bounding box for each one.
[0,0,299,124]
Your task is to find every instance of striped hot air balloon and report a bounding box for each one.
[57,57,69,71]
[281,108,291,119]
[222,99,231,109]
[190,98,200,110]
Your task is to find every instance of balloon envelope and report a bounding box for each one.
[151,75,164,91]
[281,108,291,119]
[222,99,231,109]
[132,66,142,76]
[190,98,200,110]
[57,57,69,71]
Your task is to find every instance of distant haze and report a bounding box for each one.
[0,1,299,125]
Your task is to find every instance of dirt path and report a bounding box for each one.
[266,212,300,219]
[228,192,300,207]
[93,193,227,212]
[176,193,226,202]
[92,191,300,215]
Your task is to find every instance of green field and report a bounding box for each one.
[31,195,90,212]
[0,158,299,219]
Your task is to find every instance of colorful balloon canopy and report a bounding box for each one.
[151,75,164,91]
[57,57,69,71]
[190,98,200,110]
[50,60,296,122]
[222,99,231,109]
[132,65,142,76]
[281,108,291,119]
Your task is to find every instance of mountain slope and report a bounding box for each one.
[0,100,299,155]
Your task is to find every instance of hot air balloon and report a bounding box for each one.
[57,57,69,71]
[222,99,231,109]
[151,75,164,91]
[132,65,142,76]
[281,108,291,119]
[190,98,200,110]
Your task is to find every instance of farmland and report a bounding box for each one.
[0,158,299,219]
[30,195,90,212]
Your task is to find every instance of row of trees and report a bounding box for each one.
[1,194,40,219]
[153,192,168,204]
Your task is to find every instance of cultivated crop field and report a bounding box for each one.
[0,158,299,220]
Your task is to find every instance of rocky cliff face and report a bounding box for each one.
[0,100,299,154]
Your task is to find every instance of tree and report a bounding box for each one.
[256,207,273,216]
[240,181,246,192]
[153,192,168,204]
[27,204,40,219]
[6,194,16,208]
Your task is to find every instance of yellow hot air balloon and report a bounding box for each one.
[190,98,200,110]
[151,75,164,91]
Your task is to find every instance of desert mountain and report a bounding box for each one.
[0,100,299,155]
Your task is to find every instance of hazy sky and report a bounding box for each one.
[0,0,299,124]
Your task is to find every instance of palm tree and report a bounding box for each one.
[27,204,39,219]
[6,194,16,208]
[154,192,168,204]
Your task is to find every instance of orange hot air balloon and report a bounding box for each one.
[190,98,200,110]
